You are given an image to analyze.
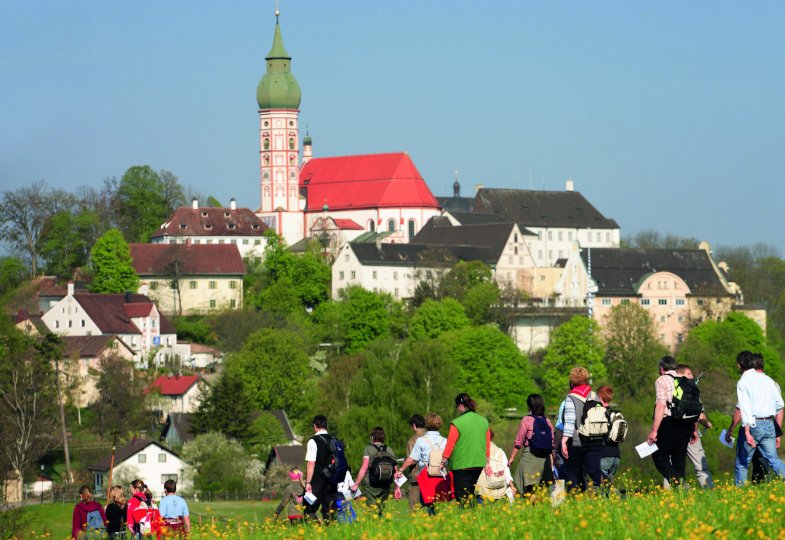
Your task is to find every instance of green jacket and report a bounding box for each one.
[449,411,489,470]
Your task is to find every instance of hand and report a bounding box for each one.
[305,482,312,493]
[746,432,756,448]
[724,430,733,443]
[350,483,358,492]
[393,486,402,500]
[647,430,658,445]
[706,421,713,430]
[690,431,699,444]
[560,438,569,459]
[777,437,781,449]
[484,461,493,477]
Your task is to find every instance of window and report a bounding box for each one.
[289,138,294,150]
[620,298,630,305]
[189,281,197,289]
[408,219,415,240]
[263,138,270,150]
[162,474,177,484]
[606,232,611,242]
[547,250,552,260]
[254,239,261,245]
[230,281,237,289]
[209,299,216,308]
[508,256,513,264]
[138,454,147,464]
[345,254,349,262]
[372,271,377,279]
[538,250,543,260]
[209,281,217,289]
[170,281,177,290]
[230,299,236,308]
[393,272,398,280]
[514,246,518,255]
[81,320,85,327]
[660,316,665,322]
[350,271,356,279]
[158,453,167,463]
[394,288,399,297]
[152,319,156,328]
[55,320,60,329]
[387,219,395,232]
[558,231,563,241]
[677,334,684,344]
[568,232,573,241]
[602,299,612,306]
[641,299,651,306]
[697,299,704,306]
[678,315,684,322]
[660,334,665,343]
[368,220,375,232]
[243,239,249,245]
[658,299,668,306]
[547,231,553,241]
[514,233,518,242]
[68,320,72,328]
[675,299,685,306]
[339,271,345,280]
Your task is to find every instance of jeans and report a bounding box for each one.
[735,419,785,485]
[600,456,620,483]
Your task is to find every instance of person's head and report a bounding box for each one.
[370,426,386,444]
[312,415,328,432]
[78,485,92,502]
[409,414,425,431]
[526,394,545,416]
[737,351,755,372]
[454,393,477,413]
[288,467,304,486]
[569,367,589,388]
[675,364,693,379]
[425,413,443,431]
[130,479,145,495]
[109,485,126,507]
[658,355,677,374]
[164,479,177,494]
[752,353,765,371]
[597,385,614,406]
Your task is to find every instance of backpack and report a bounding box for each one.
[423,437,444,477]
[573,393,609,442]
[668,375,703,421]
[84,509,105,537]
[528,415,553,456]
[318,434,349,485]
[481,444,508,490]
[367,444,397,488]
[607,409,628,444]
[131,498,161,536]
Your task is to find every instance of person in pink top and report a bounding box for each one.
[508,394,554,493]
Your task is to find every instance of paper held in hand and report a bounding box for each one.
[337,471,362,500]
[394,475,407,487]
[719,429,735,449]
[303,491,317,505]
[635,441,658,458]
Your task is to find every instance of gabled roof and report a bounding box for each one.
[581,248,730,296]
[130,244,246,276]
[145,374,201,396]
[73,293,152,334]
[270,409,297,441]
[331,219,364,230]
[89,439,178,471]
[446,212,511,226]
[161,412,195,445]
[299,152,440,212]
[473,188,619,229]
[151,206,269,238]
[349,242,497,267]
[269,445,306,467]
[124,303,153,318]
[61,335,134,358]
[413,219,519,261]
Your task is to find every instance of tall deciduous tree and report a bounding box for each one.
[408,298,469,340]
[89,228,140,293]
[90,353,148,437]
[39,209,100,278]
[540,316,605,406]
[116,166,183,243]
[0,181,58,276]
[192,368,255,441]
[603,303,668,398]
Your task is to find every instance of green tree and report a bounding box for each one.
[192,368,255,441]
[181,432,262,494]
[39,209,100,278]
[408,298,469,340]
[0,257,27,298]
[441,325,536,411]
[397,338,457,414]
[462,281,501,325]
[205,196,222,207]
[603,303,668,398]
[116,166,183,242]
[89,228,140,293]
[335,286,392,354]
[247,411,288,458]
[438,260,493,302]
[91,353,149,437]
[540,316,605,406]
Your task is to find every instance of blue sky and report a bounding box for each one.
[1,1,784,255]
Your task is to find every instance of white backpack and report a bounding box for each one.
[607,409,628,444]
[481,444,507,490]
[573,393,610,440]
[423,436,444,476]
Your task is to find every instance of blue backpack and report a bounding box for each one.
[85,509,105,538]
[529,415,553,456]
[319,435,349,485]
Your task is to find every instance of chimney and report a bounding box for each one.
[192,198,198,210]
[124,291,132,304]
[67,282,74,296]
[565,178,574,192]
[474,183,484,194]
[229,198,236,211]
[140,282,149,297]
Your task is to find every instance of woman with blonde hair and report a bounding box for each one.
[105,485,127,539]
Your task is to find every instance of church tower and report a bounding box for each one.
[256,10,304,243]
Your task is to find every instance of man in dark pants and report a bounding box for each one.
[647,355,696,485]
[304,415,337,523]
[403,414,426,511]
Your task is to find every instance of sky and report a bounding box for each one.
[2,1,784,255]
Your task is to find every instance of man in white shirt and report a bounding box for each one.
[734,351,785,485]
[303,415,337,522]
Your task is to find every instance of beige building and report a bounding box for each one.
[61,335,136,407]
[130,243,246,316]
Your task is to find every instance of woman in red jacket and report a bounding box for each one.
[71,485,107,540]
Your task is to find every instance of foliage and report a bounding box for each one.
[315,286,394,354]
[461,281,502,326]
[205,196,222,207]
[116,166,184,243]
[408,298,469,340]
[192,368,256,442]
[174,317,215,345]
[396,338,457,416]
[181,432,262,495]
[209,308,277,352]
[90,354,149,437]
[441,325,536,411]
[438,260,493,302]
[603,303,668,398]
[38,208,101,279]
[0,257,27,298]
[89,228,140,293]
[540,316,605,406]
[246,411,288,458]
[625,229,700,250]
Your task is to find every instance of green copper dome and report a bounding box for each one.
[256,19,301,110]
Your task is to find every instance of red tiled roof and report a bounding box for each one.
[130,244,246,276]
[299,152,439,212]
[146,374,201,396]
[151,206,269,238]
[331,219,364,230]
[125,303,153,318]
[73,293,151,334]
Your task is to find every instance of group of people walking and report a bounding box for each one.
[71,479,190,540]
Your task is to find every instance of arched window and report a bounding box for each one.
[387,219,395,232]
[368,220,375,232]
[408,219,416,240]
[263,138,270,150]
[289,138,295,150]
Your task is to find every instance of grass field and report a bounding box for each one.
[15,478,785,539]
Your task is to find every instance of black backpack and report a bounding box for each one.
[668,375,703,421]
[529,415,553,457]
[318,435,349,485]
[367,444,397,488]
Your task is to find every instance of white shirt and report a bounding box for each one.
[305,429,328,462]
[737,369,784,428]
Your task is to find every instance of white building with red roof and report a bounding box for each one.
[254,15,441,247]
[130,243,245,316]
[41,284,182,365]
[145,374,206,417]
[151,198,270,262]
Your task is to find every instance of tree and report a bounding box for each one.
[603,303,668,398]
[334,286,392,354]
[116,166,177,242]
[540,316,605,406]
[205,196,222,207]
[408,298,469,340]
[441,325,536,411]
[39,208,100,278]
[438,260,493,302]
[90,353,148,437]
[246,411,287,458]
[462,281,501,325]
[398,338,457,414]
[0,181,58,276]
[181,432,262,494]
[89,228,140,293]
[192,368,255,441]
[0,257,27,298]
